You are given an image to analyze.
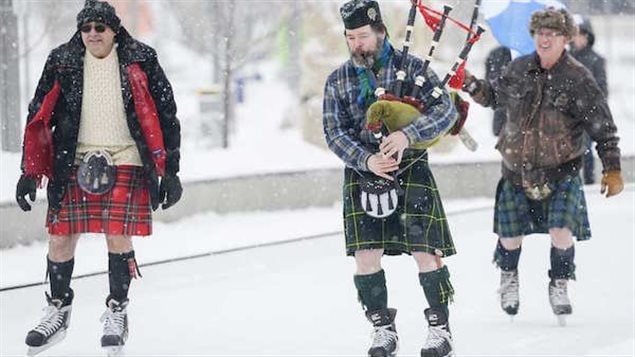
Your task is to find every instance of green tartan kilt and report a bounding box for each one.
[494,175,592,240]
[343,150,455,257]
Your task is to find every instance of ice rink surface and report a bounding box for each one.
[1,188,633,356]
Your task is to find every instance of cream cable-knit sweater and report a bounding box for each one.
[76,47,142,166]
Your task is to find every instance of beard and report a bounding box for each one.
[349,36,382,68]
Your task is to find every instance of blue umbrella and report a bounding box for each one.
[481,0,565,55]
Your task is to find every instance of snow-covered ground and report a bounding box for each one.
[0,186,633,356]
[1,58,633,203]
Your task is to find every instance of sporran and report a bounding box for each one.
[523,183,552,201]
[359,173,399,218]
[522,170,552,200]
[77,150,117,195]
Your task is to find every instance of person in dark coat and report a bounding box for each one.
[570,15,608,184]
[15,1,182,354]
[462,7,623,325]
[485,46,512,136]
[322,1,458,356]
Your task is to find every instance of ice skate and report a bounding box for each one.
[366,308,399,357]
[421,308,454,357]
[549,279,572,326]
[101,298,129,356]
[25,293,72,356]
[498,269,520,318]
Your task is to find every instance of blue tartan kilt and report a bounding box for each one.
[494,175,591,240]
[342,150,455,257]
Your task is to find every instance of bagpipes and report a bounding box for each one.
[366,0,484,152]
[359,0,485,218]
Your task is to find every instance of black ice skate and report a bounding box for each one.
[100,298,129,356]
[365,308,399,357]
[548,279,572,326]
[25,292,73,357]
[421,308,454,357]
[498,270,520,317]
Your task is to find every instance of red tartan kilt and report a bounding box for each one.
[47,165,152,236]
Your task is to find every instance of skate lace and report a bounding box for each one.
[370,325,398,348]
[499,271,519,304]
[33,305,64,337]
[550,280,570,306]
[100,308,126,336]
[423,325,451,349]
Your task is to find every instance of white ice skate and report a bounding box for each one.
[499,269,520,320]
[101,298,129,356]
[25,294,72,356]
[421,308,454,357]
[549,279,572,326]
[366,308,399,357]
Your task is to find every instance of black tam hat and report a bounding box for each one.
[340,0,383,30]
[76,0,121,33]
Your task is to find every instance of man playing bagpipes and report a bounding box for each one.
[322,1,483,356]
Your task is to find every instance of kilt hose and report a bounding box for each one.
[343,150,455,257]
[46,165,152,236]
[494,175,591,241]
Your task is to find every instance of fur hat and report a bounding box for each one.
[340,0,383,30]
[529,7,577,38]
[76,0,121,33]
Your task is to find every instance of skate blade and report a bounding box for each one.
[103,345,125,356]
[556,315,567,327]
[26,330,67,356]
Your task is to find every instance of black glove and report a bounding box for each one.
[461,69,482,96]
[158,175,183,210]
[16,175,37,211]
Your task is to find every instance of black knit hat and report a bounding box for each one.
[574,14,595,46]
[340,0,383,30]
[76,0,121,33]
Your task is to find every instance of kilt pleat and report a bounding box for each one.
[343,150,455,257]
[494,175,591,240]
[47,165,152,236]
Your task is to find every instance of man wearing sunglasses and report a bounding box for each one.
[462,7,623,326]
[16,0,182,355]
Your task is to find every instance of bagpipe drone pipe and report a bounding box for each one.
[366,0,484,153]
[358,0,485,218]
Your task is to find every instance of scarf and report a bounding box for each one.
[356,38,392,108]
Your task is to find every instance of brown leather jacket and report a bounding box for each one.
[470,51,620,187]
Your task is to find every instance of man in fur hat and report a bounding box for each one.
[462,7,623,325]
[323,1,459,356]
[16,0,182,354]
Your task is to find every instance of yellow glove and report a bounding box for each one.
[600,170,624,198]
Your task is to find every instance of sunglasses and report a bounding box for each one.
[80,23,107,33]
